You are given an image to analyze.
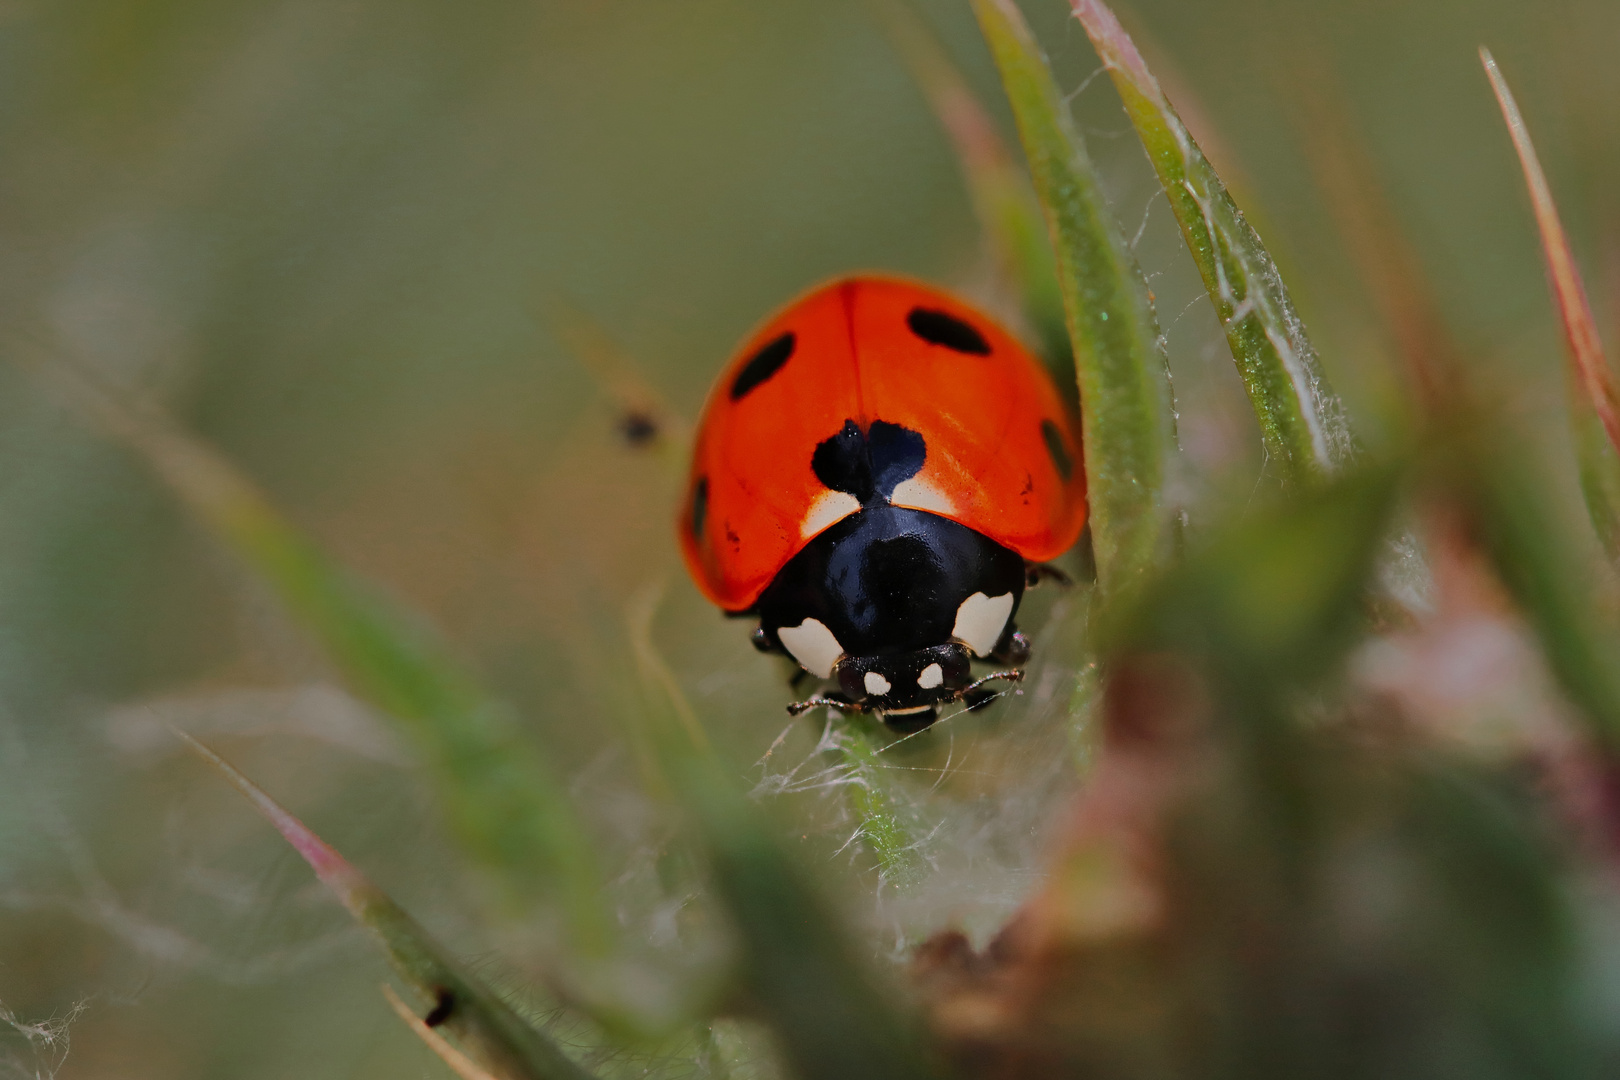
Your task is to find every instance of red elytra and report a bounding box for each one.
[680,275,1087,613]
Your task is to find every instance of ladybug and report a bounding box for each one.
[679,276,1087,731]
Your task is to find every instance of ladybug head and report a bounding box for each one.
[833,642,972,717]
[780,640,1022,732]
[760,502,1031,731]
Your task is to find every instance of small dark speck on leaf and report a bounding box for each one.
[424,989,455,1028]
[618,410,659,446]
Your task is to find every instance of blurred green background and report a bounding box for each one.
[2,0,1617,1075]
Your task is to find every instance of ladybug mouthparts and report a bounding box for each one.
[837,642,972,708]
[784,649,1026,732]
[830,644,1026,731]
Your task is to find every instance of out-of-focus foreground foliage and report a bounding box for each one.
[6,1,1620,1078]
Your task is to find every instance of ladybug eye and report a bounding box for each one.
[730,332,796,400]
[906,307,991,355]
[1041,419,1073,481]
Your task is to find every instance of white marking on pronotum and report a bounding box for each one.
[952,592,1014,657]
[863,671,892,697]
[889,476,955,516]
[917,662,944,689]
[777,618,843,679]
[800,490,861,539]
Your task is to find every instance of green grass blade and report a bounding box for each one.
[177,731,602,1080]
[875,0,1071,379]
[625,596,938,1080]
[1574,407,1620,560]
[626,585,926,887]
[1072,0,1355,485]
[384,984,504,1080]
[28,359,607,946]
[684,769,938,1080]
[973,0,1174,597]
[1482,48,1620,562]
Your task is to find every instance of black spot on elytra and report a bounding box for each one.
[812,422,868,498]
[424,989,455,1028]
[730,332,796,400]
[906,307,991,355]
[812,420,926,505]
[869,421,928,496]
[690,477,709,539]
[1041,419,1073,481]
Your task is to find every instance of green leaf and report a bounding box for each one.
[1109,459,1404,692]
[177,730,602,1080]
[874,0,1072,380]
[972,0,1175,598]
[829,720,927,887]
[1481,48,1620,563]
[1071,0,1356,486]
[27,360,608,948]
[1461,430,1620,755]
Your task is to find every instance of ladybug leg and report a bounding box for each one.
[751,626,823,692]
[786,692,866,717]
[990,625,1032,667]
[962,689,1000,712]
[883,707,939,734]
[1025,562,1074,588]
[749,626,815,690]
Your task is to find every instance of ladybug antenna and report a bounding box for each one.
[786,694,868,717]
[958,669,1025,698]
